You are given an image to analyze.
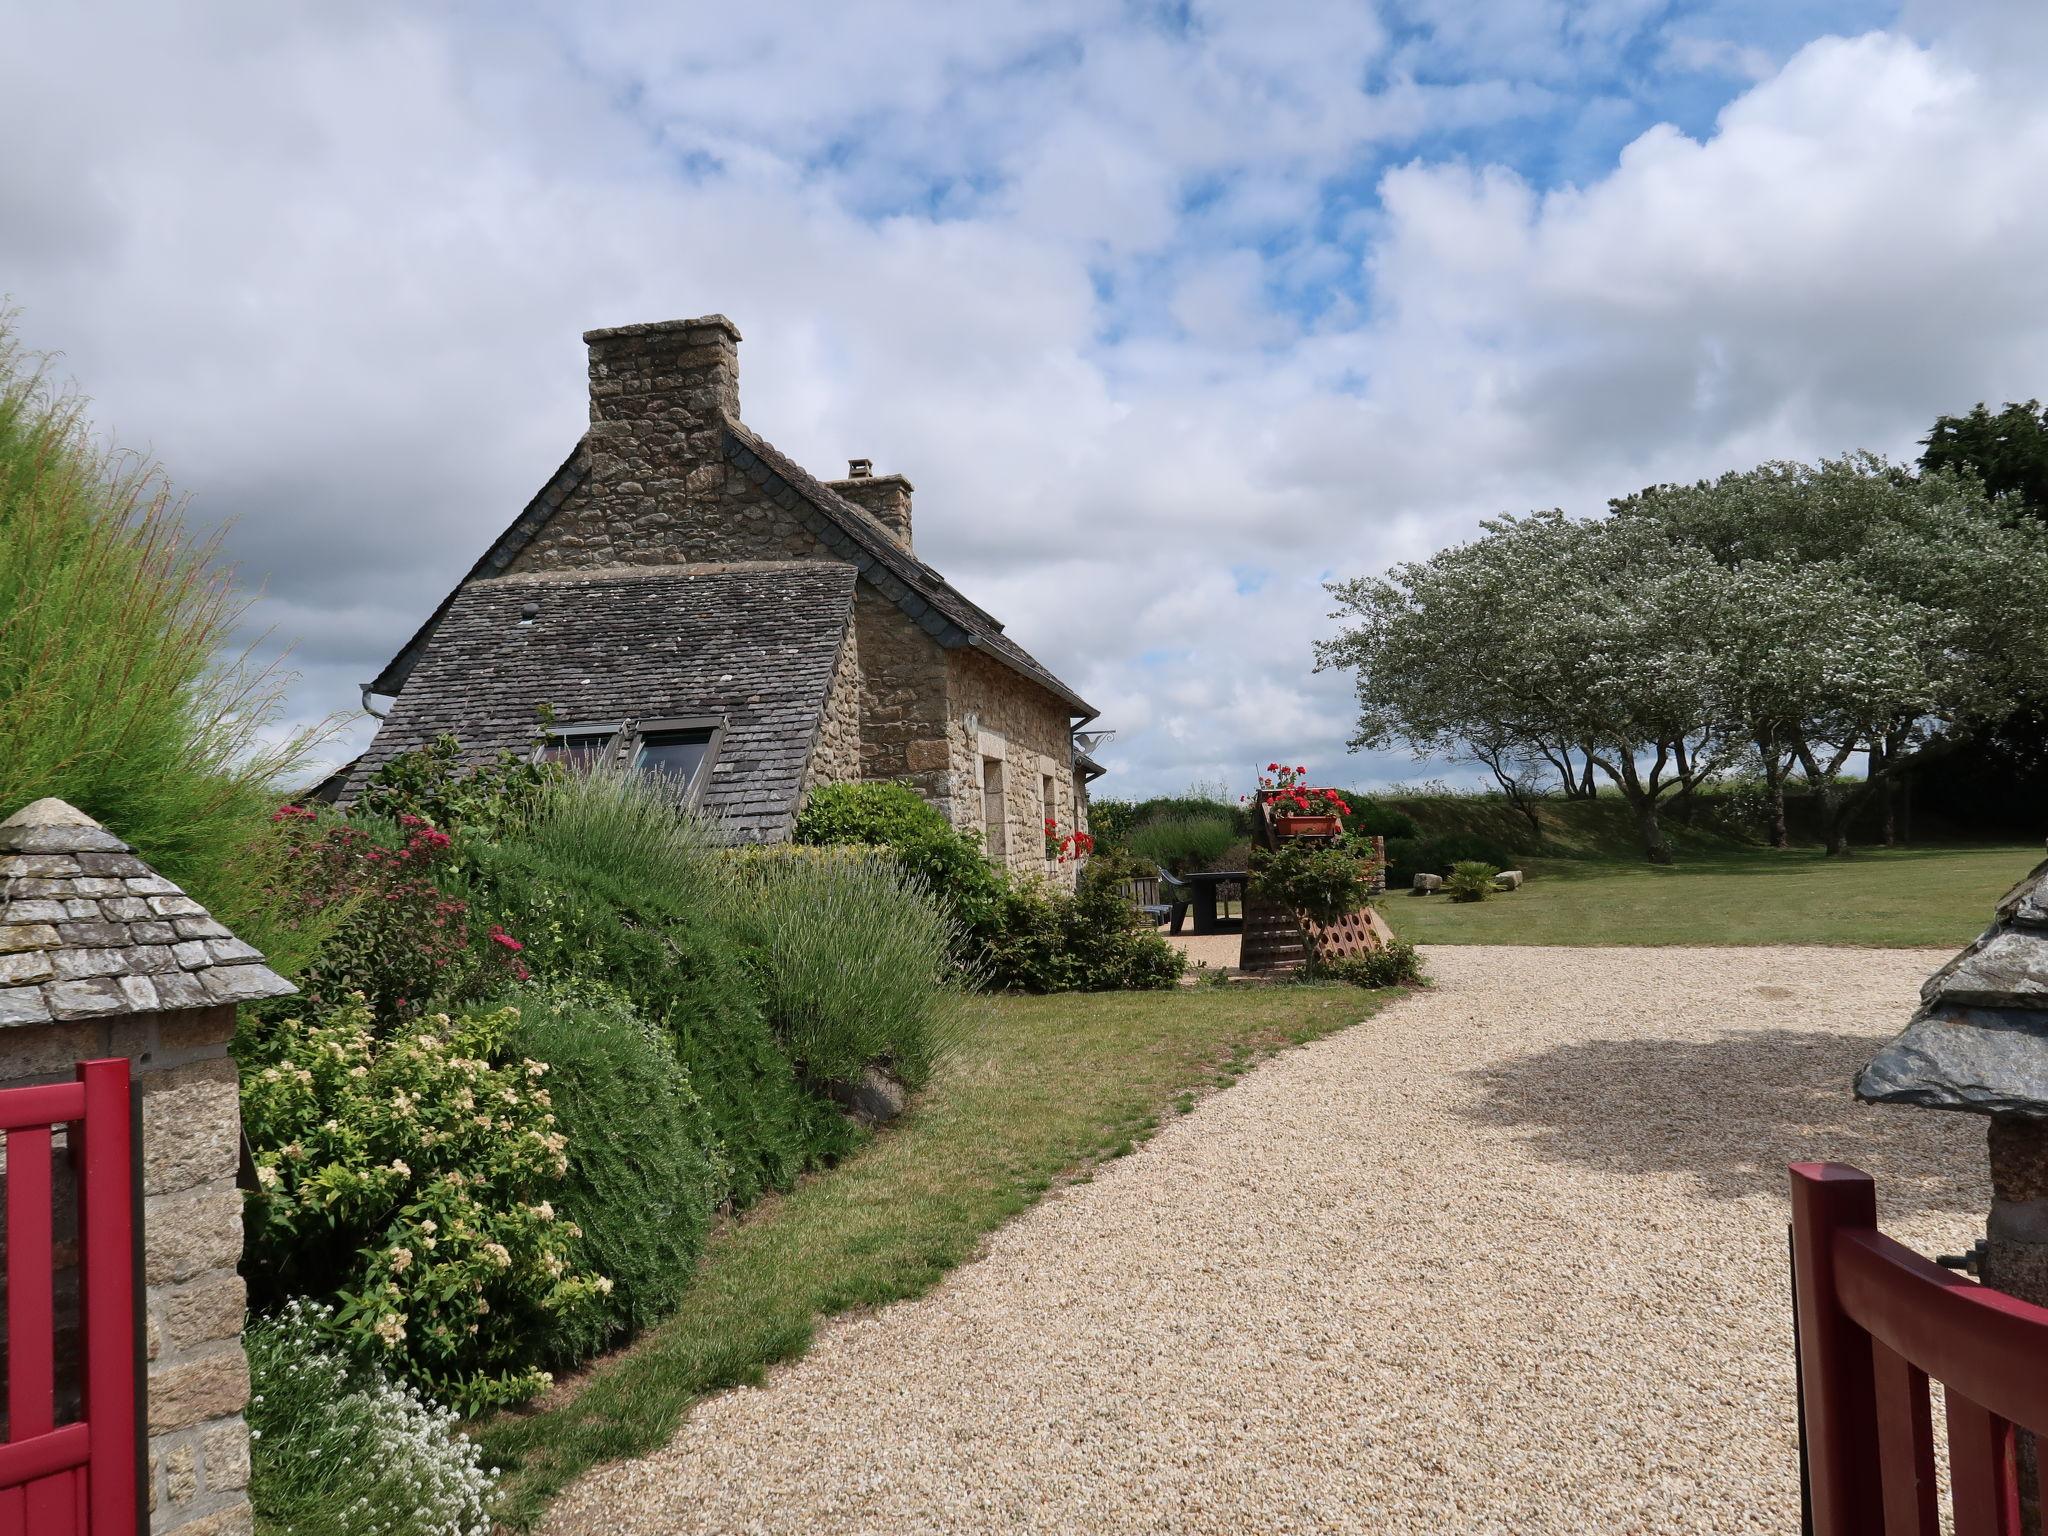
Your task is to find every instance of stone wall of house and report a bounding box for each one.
[854,589,955,820]
[945,647,1083,885]
[0,1005,252,1535]
[802,623,865,794]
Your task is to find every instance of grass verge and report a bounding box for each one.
[1381,843,2041,948]
[475,981,1395,1526]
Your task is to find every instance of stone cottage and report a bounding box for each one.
[347,315,1103,873]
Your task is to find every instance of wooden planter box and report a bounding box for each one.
[1271,813,1341,838]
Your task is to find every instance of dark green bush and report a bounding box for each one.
[1382,833,1515,887]
[466,773,854,1207]
[1087,793,1251,852]
[1326,793,1421,841]
[351,733,562,847]
[982,867,1185,992]
[1316,940,1424,988]
[794,781,1007,934]
[502,981,724,1356]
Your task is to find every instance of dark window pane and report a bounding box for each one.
[636,730,714,790]
[541,733,613,771]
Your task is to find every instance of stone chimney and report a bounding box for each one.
[582,315,742,466]
[826,458,914,551]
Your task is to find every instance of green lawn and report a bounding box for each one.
[1380,843,2042,948]
[476,981,1394,1526]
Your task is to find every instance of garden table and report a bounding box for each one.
[1173,870,1247,935]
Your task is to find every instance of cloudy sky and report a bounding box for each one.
[5,0,2046,799]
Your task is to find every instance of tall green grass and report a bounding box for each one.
[1127,813,1238,874]
[0,318,325,946]
[512,761,726,908]
[724,846,967,1091]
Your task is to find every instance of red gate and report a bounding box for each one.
[0,1059,140,1536]
[1791,1161,2048,1535]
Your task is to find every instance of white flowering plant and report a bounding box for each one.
[241,998,609,1411]
[247,1299,496,1536]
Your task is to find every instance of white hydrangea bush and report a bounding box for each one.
[246,1301,496,1536]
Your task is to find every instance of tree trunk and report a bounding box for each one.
[1759,744,1789,849]
[1614,757,1674,865]
[1872,740,1897,846]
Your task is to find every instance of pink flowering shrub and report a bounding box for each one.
[269,808,527,1025]
[241,997,608,1412]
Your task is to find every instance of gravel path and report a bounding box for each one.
[546,945,1989,1536]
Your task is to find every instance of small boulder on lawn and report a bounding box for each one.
[1412,873,1443,894]
[1493,870,1524,891]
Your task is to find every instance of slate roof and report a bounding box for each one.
[366,426,1094,719]
[0,798,296,1027]
[1858,853,2048,1116]
[347,561,858,842]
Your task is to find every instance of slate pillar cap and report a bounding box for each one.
[1859,856,2048,1117]
[0,798,102,830]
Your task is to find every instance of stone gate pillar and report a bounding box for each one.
[0,798,295,1536]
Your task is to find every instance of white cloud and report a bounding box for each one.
[3,3,2044,805]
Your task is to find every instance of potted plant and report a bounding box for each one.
[1255,764,1351,838]
[1246,840,1377,925]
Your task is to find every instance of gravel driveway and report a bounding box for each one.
[546,945,1988,1536]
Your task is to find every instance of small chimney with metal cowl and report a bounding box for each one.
[827,457,912,551]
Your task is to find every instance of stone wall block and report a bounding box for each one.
[141,1057,241,1196]
[157,1272,247,1354]
[148,1347,250,1434]
[145,1185,244,1287]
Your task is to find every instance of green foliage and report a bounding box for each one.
[247,1301,496,1536]
[1314,940,1424,988]
[1443,860,1500,902]
[501,982,724,1357]
[261,811,527,1027]
[240,999,606,1412]
[794,780,1007,934]
[1920,399,2048,519]
[981,867,1186,993]
[351,734,562,847]
[468,825,852,1210]
[793,780,949,845]
[1087,793,1251,853]
[1126,813,1237,875]
[0,318,326,956]
[1322,455,2048,863]
[1325,794,1420,841]
[722,845,967,1091]
[511,762,726,913]
[1382,832,1516,887]
[1247,840,1376,925]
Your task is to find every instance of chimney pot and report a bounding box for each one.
[848,458,872,478]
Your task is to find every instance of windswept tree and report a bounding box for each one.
[1612,456,2048,855]
[1317,512,1730,864]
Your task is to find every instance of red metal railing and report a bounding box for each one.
[1791,1161,2048,1535]
[0,1059,140,1536]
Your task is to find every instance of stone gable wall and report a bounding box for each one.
[508,457,831,574]
[853,590,954,820]
[802,622,865,794]
[946,648,1083,885]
